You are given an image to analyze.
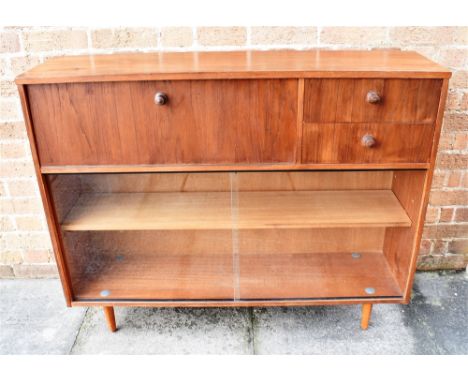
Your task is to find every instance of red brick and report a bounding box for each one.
[0,122,27,140]
[438,48,468,70]
[7,179,39,197]
[437,133,454,151]
[15,215,43,230]
[446,91,462,111]
[160,27,193,48]
[0,161,35,177]
[0,182,6,197]
[417,254,468,270]
[22,29,88,52]
[425,206,439,223]
[443,114,467,132]
[0,99,21,122]
[12,264,58,278]
[450,71,468,89]
[448,239,468,254]
[454,208,468,222]
[430,171,446,189]
[0,142,26,159]
[0,31,20,53]
[463,174,468,188]
[251,27,317,46]
[453,132,468,150]
[320,27,388,46]
[0,265,14,278]
[429,190,468,205]
[10,198,44,214]
[461,93,468,111]
[436,153,468,169]
[433,240,449,254]
[23,250,51,263]
[9,56,42,77]
[91,28,158,50]
[440,208,454,222]
[452,27,468,44]
[0,216,15,231]
[0,250,22,264]
[197,27,246,46]
[447,172,462,188]
[0,232,52,251]
[390,27,456,45]
[0,80,17,97]
[423,224,468,240]
[419,239,433,255]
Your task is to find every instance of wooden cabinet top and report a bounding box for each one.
[16,49,450,84]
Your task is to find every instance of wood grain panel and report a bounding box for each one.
[238,228,385,254]
[41,162,431,174]
[61,190,410,231]
[236,171,393,191]
[71,297,404,307]
[28,79,298,166]
[77,172,231,193]
[71,252,235,301]
[15,50,451,84]
[69,251,402,301]
[302,123,434,164]
[63,227,384,267]
[63,230,235,301]
[236,190,410,229]
[303,79,442,123]
[383,170,426,293]
[17,85,74,305]
[239,252,402,299]
[51,171,393,194]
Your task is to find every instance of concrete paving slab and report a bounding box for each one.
[1,272,466,354]
[251,304,417,354]
[408,271,467,354]
[0,279,86,355]
[251,272,467,354]
[70,306,253,354]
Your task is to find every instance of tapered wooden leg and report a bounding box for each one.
[361,303,373,330]
[103,306,117,332]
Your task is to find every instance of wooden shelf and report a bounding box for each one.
[61,190,411,231]
[71,251,402,301]
[239,251,402,300]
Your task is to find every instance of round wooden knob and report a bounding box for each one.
[366,90,381,104]
[361,134,377,148]
[154,92,168,105]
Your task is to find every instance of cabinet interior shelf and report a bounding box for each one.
[61,190,411,231]
[71,251,402,301]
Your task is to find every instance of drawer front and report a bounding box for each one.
[302,123,434,164]
[28,80,298,166]
[304,79,442,123]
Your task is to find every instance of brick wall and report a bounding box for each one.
[0,26,467,278]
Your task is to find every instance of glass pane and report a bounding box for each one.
[234,171,404,300]
[48,170,407,302]
[48,172,234,301]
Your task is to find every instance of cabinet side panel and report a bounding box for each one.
[384,76,449,300]
[16,85,74,305]
[383,170,426,293]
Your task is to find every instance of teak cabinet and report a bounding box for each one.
[16,50,451,332]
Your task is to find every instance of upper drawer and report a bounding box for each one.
[28,80,298,166]
[303,79,442,123]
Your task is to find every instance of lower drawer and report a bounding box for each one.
[301,123,434,164]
